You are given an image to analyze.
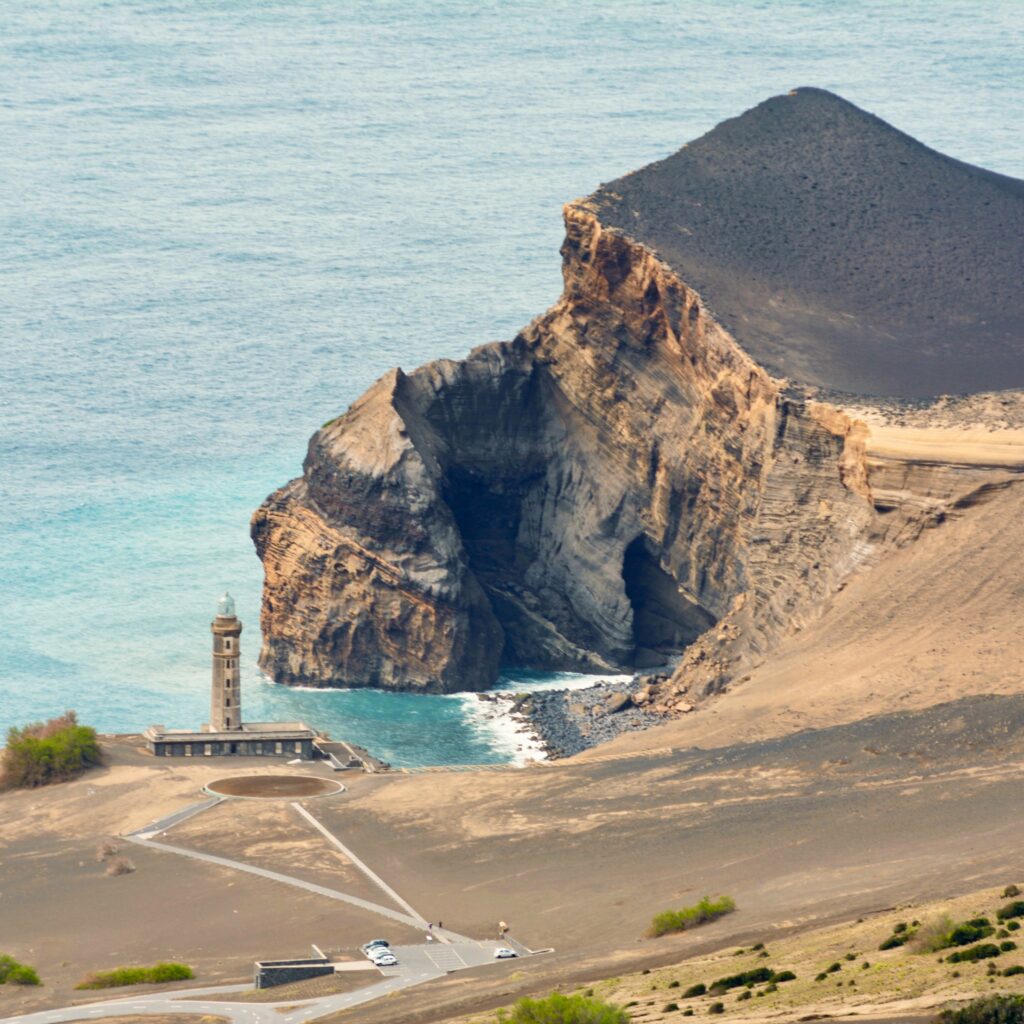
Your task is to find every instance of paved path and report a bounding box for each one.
[0,791,539,1024]
[289,802,440,932]
[0,938,531,1024]
[124,833,426,930]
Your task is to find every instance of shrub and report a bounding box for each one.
[815,973,827,982]
[497,992,629,1024]
[1,712,103,790]
[668,980,680,988]
[0,955,41,986]
[75,963,194,990]
[7,965,41,986]
[708,1003,724,1015]
[894,922,908,934]
[880,935,906,950]
[949,924,997,947]
[772,971,796,983]
[826,962,841,973]
[844,953,857,961]
[1000,941,1017,952]
[683,1011,694,1017]
[736,991,751,1001]
[1004,886,1022,899]
[998,902,1024,922]
[1009,922,1021,932]
[862,961,870,969]
[105,857,135,877]
[649,896,737,938]
[946,944,1002,964]
[709,967,772,993]
[751,943,765,951]
[1003,966,1024,978]
[911,914,956,952]
[938,995,1024,1024]
[664,1003,680,1012]
[682,983,706,998]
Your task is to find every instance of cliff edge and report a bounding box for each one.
[252,89,1024,700]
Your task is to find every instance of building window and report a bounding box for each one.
[295,742,302,754]
[204,744,211,756]
[226,716,232,728]
[225,698,231,707]
[185,744,192,756]
[275,742,282,754]
[225,639,232,651]
[255,742,263,754]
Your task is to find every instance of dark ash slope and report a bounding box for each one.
[592,87,1024,398]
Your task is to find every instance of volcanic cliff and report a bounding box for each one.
[252,88,1024,701]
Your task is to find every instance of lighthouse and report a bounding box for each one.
[210,591,242,731]
[144,591,319,760]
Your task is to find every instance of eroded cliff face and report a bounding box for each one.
[252,204,882,694]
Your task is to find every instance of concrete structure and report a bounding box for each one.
[145,593,317,759]
[254,947,334,989]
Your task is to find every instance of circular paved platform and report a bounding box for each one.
[205,774,343,799]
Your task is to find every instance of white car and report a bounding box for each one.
[494,947,518,959]
[372,952,398,967]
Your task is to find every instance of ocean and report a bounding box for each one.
[2,1,1021,766]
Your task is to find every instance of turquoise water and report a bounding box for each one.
[2,2,1021,766]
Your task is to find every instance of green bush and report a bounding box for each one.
[664,1003,679,1012]
[709,967,772,993]
[75,962,193,990]
[1003,886,1022,899]
[708,1004,724,1015]
[946,944,1002,964]
[1009,922,1021,932]
[736,991,751,1001]
[938,995,1024,1024]
[879,935,907,950]
[496,992,629,1024]
[1,712,103,790]
[772,970,796,983]
[998,902,1024,922]
[949,924,997,948]
[7,965,41,986]
[0,954,41,986]
[682,983,706,998]
[999,941,1017,952]
[668,980,680,988]
[649,896,737,938]
[1002,966,1024,977]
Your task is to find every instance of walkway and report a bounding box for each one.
[0,789,521,1024]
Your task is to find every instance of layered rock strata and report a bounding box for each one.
[253,89,1024,701]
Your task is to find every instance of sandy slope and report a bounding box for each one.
[582,474,1024,758]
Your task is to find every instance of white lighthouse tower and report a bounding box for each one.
[210,591,242,731]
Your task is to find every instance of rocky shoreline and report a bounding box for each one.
[479,672,692,760]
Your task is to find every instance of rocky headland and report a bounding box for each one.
[252,88,1024,738]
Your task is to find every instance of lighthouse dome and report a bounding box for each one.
[216,591,236,618]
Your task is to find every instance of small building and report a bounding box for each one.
[145,592,317,759]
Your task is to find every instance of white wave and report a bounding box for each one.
[451,670,634,765]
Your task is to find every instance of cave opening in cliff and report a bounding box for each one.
[622,537,716,668]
